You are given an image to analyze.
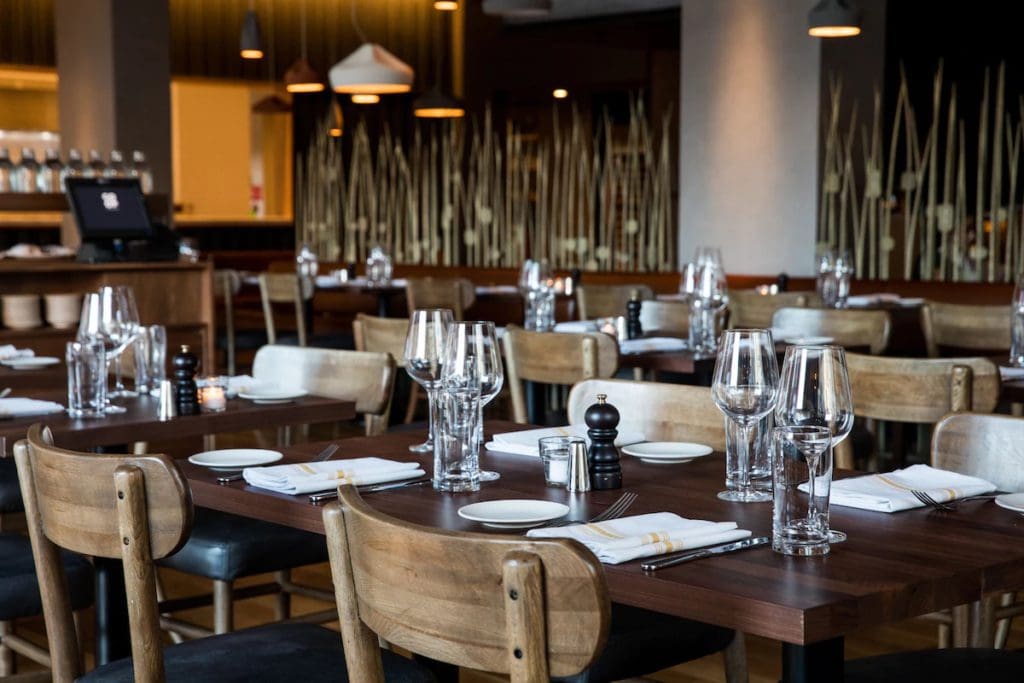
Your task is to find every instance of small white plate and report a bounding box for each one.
[458,499,570,529]
[188,448,283,471]
[994,492,1024,514]
[783,336,834,346]
[621,441,713,464]
[238,389,308,404]
[1,357,60,369]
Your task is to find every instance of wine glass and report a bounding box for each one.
[711,329,778,502]
[775,344,854,542]
[109,286,141,397]
[694,246,723,267]
[691,261,729,354]
[78,288,135,414]
[444,321,504,482]
[518,259,550,294]
[404,309,454,453]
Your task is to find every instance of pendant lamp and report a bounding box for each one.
[482,0,552,16]
[285,0,324,92]
[240,2,263,59]
[808,0,862,37]
[413,6,464,119]
[329,2,414,95]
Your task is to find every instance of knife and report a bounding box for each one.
[640,536,770,572]
[217,443,339,485]
[308,477,431,503]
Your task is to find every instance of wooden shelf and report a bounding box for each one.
[0,192,169,216]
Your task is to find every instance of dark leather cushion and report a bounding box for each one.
[158,508,329,582]
[554,602,736,683]
[0,457,23,513]
[846,648,1024,682]
[0,533,93,621]
[78,622,435,683]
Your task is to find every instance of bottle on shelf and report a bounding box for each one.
[106,149,127,178]
[63,148,85,183]
[85,149,106,177]
[37,149,64,193]
[13,148,39,193]
[0,148,12,192]
[130,150,154,193]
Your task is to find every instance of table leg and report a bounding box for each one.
[377,293,391,318]
[781,637,844,683]
[525,380,545,425]
[94,556,131,665]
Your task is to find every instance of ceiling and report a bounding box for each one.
[504,0,680,24]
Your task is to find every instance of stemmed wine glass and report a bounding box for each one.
[691,260,729,354]
[404,309,454,453]
[110,286,141,397]
[78,287,139,413]
[711,329,778,502]
[775,344,854,542]
[444,321,504,482]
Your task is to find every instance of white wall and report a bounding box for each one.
[679,0,820,277]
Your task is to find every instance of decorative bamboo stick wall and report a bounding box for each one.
[296,98,676,271]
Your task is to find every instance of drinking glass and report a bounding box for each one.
[78,290,131,414]
[538,435,580,487]
[99,286,141,398]
[444,321,504,482]
[689,261,728,354]
[1011,274,1024,366]
[694,245,723,267]
[834,249,854,308]
[775,344,854,543]
[711,329,778,502]
[143,324,167,396]
[66,339,107,419]
[817,247,838,307]
[434,341,482,493]
[772,425,833,556]
[518,259,551,294]
[404,309,455,453]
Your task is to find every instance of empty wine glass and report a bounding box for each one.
[109,286,141,397]
[776,344,854,542]
[690,261,729,353]
[694,246,723,268]
[711,329,778,502]
[444,321,504,482]
[78,288,136,414]
[404,309,455,453]
[518,259,551,294]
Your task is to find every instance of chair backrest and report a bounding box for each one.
[921,301,1010,357]
[502,326,619,423]
[352,313,408,366]
[638,300,689,336]
[252,345,396,435]
[215,270,242,375]
[405,277,475,320]
[845,353,1000,423]
[771,307,891,354]
[576,284,654,320]
[728,290,815,329]
[931,413,1024,492]
[14,425,192,683]
[567,378,726,451]
[258,272,308,346]
[324,486,609,682]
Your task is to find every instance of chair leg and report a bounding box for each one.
[404,384,420,424]
[273,570,292,621]
[938,623,951,648]
[722,632,748,683]
[994,591,1016,648]
[213,580,234,634]
[203,434,216,451]
[0,620,15,676]
[951,604,971,647]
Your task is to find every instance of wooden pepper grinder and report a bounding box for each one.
[173,345,199,416]
[625,289,643,340]
[585,393,622,490]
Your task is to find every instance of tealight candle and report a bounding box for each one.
[198,378,228,412]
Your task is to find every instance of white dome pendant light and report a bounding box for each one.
[329,1,414,95]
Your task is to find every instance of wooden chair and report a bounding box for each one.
[728,290,815,328]
[568,378,727,451]
[771,307,892,354]
[502,325,618,423]
[353,313,421,424]
[576,284,654,320]
[405,277,475,320]
[921,301,1010,358]
[258,272,310,346]
[214,269,242,374]
[13,425,429,683]
[638,300,689,336]
[325,485,745,683]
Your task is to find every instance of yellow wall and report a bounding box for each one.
[0,89,58,131]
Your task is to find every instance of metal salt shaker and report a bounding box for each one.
[157,379,177,421]
[567,441,592,493]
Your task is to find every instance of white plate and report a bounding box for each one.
[621,442,713,464]
[458,499,570,529]
[1,357,60,369]
[188,448,283,471]
[783,336,834,346]
[238,389,308,404]
[994,493,1024,514]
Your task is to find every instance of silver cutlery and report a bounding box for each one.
[216,443,339,485]
[308,477,431,503]
[541,490,638,528]
[0,387,11,399]
[641,536,770,572]
[911,490,956,512]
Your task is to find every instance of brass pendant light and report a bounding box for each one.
[284,0,324,93]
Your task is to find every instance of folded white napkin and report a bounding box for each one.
[619,337,687,354]
[314,275,344,289]
[528,512,752,564]
[1000,366,1024,380]
[824,464,997,513]
[0,397,65,418]
[243,457,425,495]
[475,284,519,296]
[485,425,645,457]
[0,345,35,361]
[222,375,274,397]
[553,321,598,334]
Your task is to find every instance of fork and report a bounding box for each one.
[217,443,339,484]
[542,491,638,528]
[911,490,955,512]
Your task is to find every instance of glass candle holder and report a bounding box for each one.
[198,376,228,413]
[538,436,581,487]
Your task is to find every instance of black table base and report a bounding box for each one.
[782,637,844,683]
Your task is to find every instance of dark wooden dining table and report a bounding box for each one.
[182,421,1024,682]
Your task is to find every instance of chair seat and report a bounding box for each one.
[0,457,23,513]
[0,533,93,621]
[554,603,736,683]
[845,648,1024,682]
[78,622,435,683]
[158,508,329,581]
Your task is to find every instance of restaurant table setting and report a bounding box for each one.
[242,457,426,495]
[823,464,997,513]
[0,396,65,419]
[484,424,644,456]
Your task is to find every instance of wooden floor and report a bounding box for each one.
[4,423,1023,681]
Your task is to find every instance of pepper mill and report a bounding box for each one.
[172,345,200,416]
[625,289,643,340]
[585,393,622,490]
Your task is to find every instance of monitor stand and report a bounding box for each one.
[76,239,121,264]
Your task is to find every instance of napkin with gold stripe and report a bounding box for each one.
[527,512,751,565]
[825,464,996,513]
[242,457,425,495]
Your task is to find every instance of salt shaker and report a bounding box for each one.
[585,393,622,490]
[172,345,199,416]
[567,441,591,493]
